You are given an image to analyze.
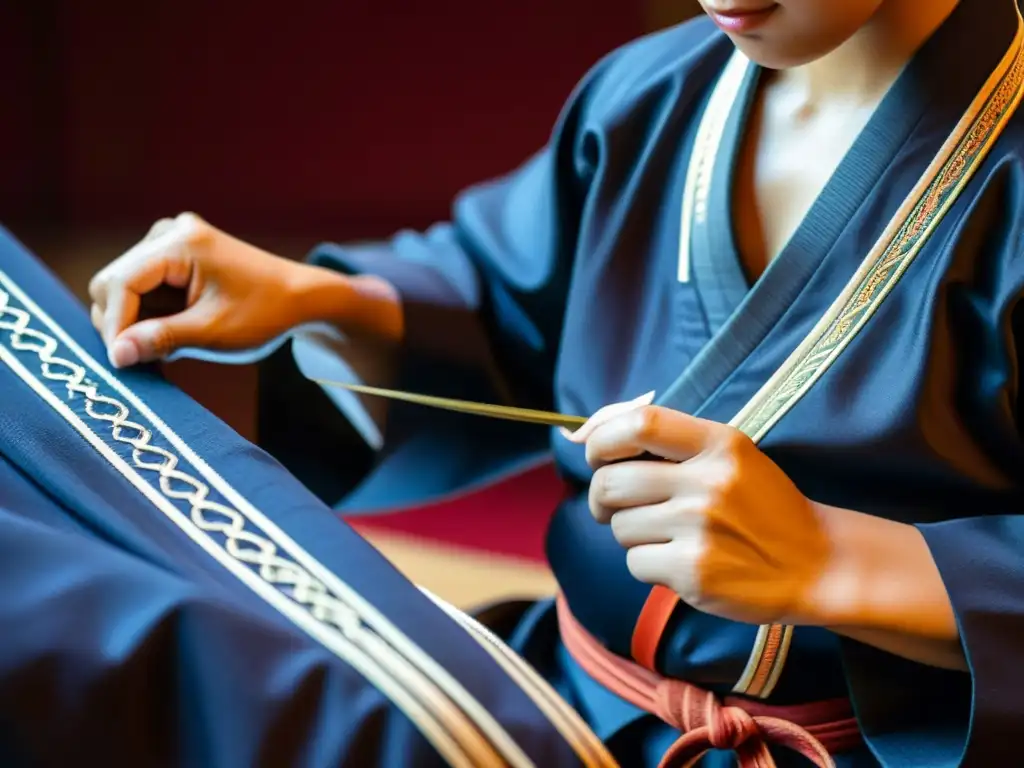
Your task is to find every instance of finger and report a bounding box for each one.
[626,541,696,588]
[103,286,141,349]
[608,501,700,548]
[144,217,177,241]
[90,303,103,334]
[87,271,109,311]
[584,406,726,468]
[562,390,655,442]
[102,234,194,347]
[88,217,175,310]
[589,461,679,523]
[109,302,214,368]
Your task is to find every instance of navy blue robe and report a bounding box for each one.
[0,228,617,767]
[259,0,1024,765]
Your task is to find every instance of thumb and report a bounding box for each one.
[108,304,215,368]
[560,390,656,442]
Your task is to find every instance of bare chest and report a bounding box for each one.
[730,94,880,281]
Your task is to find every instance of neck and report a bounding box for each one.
[776,0,961,106]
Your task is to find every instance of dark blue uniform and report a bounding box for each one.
[260,1,1024,764]
[0,230,613,767]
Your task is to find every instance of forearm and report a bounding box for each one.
[273,262,405,453]
[286,259,405,346]
[805,504,966,671]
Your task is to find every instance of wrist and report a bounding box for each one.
[285,262,404,344]
[800,504,875,628]
[804,505,957,640]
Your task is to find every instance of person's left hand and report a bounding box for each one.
[567,401,835,627]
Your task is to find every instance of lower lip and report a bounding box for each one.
[707,5,778,34]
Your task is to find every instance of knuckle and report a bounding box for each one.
[146,217,176,239]
[587,487,607,523]
[625,548,652,583]
[707,471,739,506]
[680,582,704,609]
[587,475,601,507]
[720,427,754,458]
[103,274,126,298]
[609,511,630,543]
[150,324,176,358]
[589,468,606,500]
[665,496,689,523]
[633,405,661,440]
[163,249,194,285]
[672,564,702,607]
[705,431,752,491]
[87,273,105,301]
[591,466,616,503]
[176,211,210,243]
[625,547,642,576]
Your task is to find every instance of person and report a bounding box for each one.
[87,0,1024,764]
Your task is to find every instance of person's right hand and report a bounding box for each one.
[89,213,347,368]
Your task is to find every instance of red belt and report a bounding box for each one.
[556,595,863,768]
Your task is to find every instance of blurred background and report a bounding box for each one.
[2,0,702,607]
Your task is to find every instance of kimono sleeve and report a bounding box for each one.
[840,514,1024,767]
[258,55,617,512]
[839,262,1024,767]
[0,507,443,767]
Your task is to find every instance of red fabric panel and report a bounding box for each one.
[346,462,565,563]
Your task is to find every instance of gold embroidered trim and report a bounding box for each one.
[736,42,1024,444]
[420,589,620,768]
[0,277,532,768]
[679,8,1024,700]
[733,623,792,699]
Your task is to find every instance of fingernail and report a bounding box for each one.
[110,338,139,368]
[566,424,591,443]
[635,390,656,404]
[561,425,588,443]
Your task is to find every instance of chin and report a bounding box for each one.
[727,36,836,70]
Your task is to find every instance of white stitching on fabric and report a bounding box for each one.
[0,285,521,768]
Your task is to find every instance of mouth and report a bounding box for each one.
[704,1,776,14]
[704,2,779,34]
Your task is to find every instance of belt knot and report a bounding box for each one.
[654,679,759,751]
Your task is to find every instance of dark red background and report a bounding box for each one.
[2,2,699,240]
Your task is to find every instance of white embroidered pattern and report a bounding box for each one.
[0,285,525,768]
[1,291,382,639]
